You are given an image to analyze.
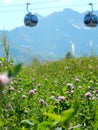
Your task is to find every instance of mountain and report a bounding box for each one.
[0,8,98,63]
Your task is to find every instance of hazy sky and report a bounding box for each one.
[0,0,98,30]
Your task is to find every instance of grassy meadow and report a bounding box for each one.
[0,56,98,130]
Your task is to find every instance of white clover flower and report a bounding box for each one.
[19,88,23,91]
[92,90,96,94]
[0,61,3,66]
[75,78,80,82]
[92,96,96,101]
[95,90,98,93]
[22,95,26,99]
[78,86,82,89]
[18,78,22,81]
[33,88,37,91]
[88,86,91,90]
[29,90,34,95]
[90,80,93,83]
[6,102,13,110]
[58,96,65,102]
[39,99,44,105]
[67,83,74,89]
[9,86,14,91]
[71,90,74,94]
[65,90,69,94]
[37,83,41,88]
[85,92,92,98]
[50,95,55,100]
[0,74,10,88]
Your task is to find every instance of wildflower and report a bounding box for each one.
[0,74,10,88]
[19,88,23,91]
[71,90,74,94]
[6,102,13,110]
[29,90,34,95]
[44,78,48,81]
[78,86,82,89]
[64,66,69,70]
[58,96,65,102]
[10,62,13,66]
[18,78,22,81]
[95,90,98,93]
[75,78,80,82]
[17,90,21,93]
[85,92,92,98]
[54,80,58,84]
[24,110,29,114]
[67,83,74,89]
[9,86,14,91]
[65,90,69,94]
[33,88,37,91]
[92,96,96,100]
[52,91,55,94]
[0,61,3,66]
[10,81,14,85]
[39,99,44,105]
[90,80,93,83]
[22,95,26,99]
[13,80,17,84]
[37,83,41,88]
[50,95,55,100]
[2,89,7,95]
[92,90,96,94]
[88,86,91,90]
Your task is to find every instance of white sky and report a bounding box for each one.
[0,0,98,30]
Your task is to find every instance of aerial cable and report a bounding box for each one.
[0,1,98,8]
[0,2,98,13]
[0,3,25,8]
[0,0,62,8]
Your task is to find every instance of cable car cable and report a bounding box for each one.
[0,1,98,9]
[0,3,98,13]
[0,0,63,8]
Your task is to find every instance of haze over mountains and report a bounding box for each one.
[0,8,98,63]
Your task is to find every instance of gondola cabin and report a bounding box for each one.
[24,12,38,27]
[84,12,98,27]
[84,3,98,27]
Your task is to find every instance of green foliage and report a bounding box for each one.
[1,32,10,64]
[65,51,74,59]
[8,63,22,78]
[0,32,13,68]
[0,57,5,63]
[94,102,98,130]
[31,57,41,66]
[0,56,98,130]
[44,99,79,129]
